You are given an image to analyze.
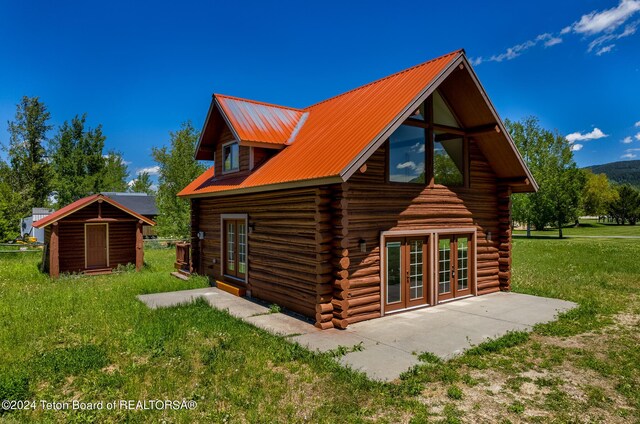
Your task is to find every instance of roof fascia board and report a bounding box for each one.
[35,196,156,228]
[194,97,217,160]
[458,56,538,192]
[180,176,343,199]
[239,140,286,149]
[214,97,243,144]
[340,54,464,181]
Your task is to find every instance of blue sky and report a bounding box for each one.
[1,0,639,185]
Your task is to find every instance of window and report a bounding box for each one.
[388,125,426,183]
[433,135,464,186]
[386,90,468,187]
[223,142,239,172]
[223,218,246,279]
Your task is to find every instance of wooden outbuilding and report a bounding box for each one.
[179,49,538,329]
[33,194,156,277]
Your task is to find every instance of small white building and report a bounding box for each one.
[20,208,54,243]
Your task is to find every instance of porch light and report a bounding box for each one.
[487,231,492,242]
[249,222,255,234]
[197,231,205,240]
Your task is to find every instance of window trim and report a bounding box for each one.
[221,141,240,174]
[220,213,248,283]
[385,94,470,189]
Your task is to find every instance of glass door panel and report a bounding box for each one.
[385,241,403,311]
[384,237,428,312]
[438,234,472,302]
[438,238,453,300]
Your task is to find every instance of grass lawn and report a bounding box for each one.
[514,218,640,237]
[1,239,639,422]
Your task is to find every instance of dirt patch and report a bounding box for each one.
[419,311,639,422]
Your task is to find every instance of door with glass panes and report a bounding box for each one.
[437,235,471,302]
[384,236,429,312]
[223,218,247,281]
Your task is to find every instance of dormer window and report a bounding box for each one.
[223,142,239,173]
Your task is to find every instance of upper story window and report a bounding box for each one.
[389,125,426,183]
[223,142,239,173]
[387,90,467,187]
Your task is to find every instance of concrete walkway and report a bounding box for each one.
[138,288,576,381]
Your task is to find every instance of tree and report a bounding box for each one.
[543,131,584,238]
[129,171,154,194]
[582,171,618,219]
[152,122,205,238]
[505,117,584,237]
[505,117,549,236]
[0,161,23,242]
[609,185,640,225]
[6,96,53,212]
[50,114,108,205]
[101,150,130,192]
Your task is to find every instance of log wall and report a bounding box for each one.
[191,187,335,327]
[341,139,503,325]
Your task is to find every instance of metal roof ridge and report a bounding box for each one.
[304,49,464,111]
[213,93,304,112]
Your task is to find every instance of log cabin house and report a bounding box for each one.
[179,49,537,329]
[33,194,156,277]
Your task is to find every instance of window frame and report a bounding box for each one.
[221,141,240,174]
[221,214,248,283]
[385,92,470,189]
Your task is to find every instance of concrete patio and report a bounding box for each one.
[138,288,576,381]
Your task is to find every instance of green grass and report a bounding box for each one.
[0,238,639,422]
[514,218,640,237]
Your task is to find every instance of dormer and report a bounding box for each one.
[195,94,308,180]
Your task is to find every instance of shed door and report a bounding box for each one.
[86,224,108,269]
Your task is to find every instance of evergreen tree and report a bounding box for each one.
[129,171,154,194]
[6,96,52,212]
[101,150,130,192]
[50,114,110,205]
[609,185,640,225]
[152,122,205,238]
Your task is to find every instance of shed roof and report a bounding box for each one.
[181,50,536,197]
[101,192,158,216]
[33,194,156,228]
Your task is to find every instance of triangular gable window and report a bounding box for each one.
[433,90,461,128]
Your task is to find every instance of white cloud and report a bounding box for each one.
[636,132,640,141]
[570,143,584,151]
[396,161,416,170]
[565,127,608,143]
[544,36,563,47]
[622,136,633,144]
[626,148,640,151]
[621,153,637,159]
[635,121,640,127]
[595,44,616,55]
[136,165,160,176]
[472,0,640,65]
[588,20,638,53]
[411,142,425,153]
[127,179,136,187]
[570,0,640,35]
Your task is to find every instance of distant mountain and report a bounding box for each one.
[585,160,640,187]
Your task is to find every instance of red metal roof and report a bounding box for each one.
[33,194,156,228]
[180,50,464,197]
[216,95,307,145]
